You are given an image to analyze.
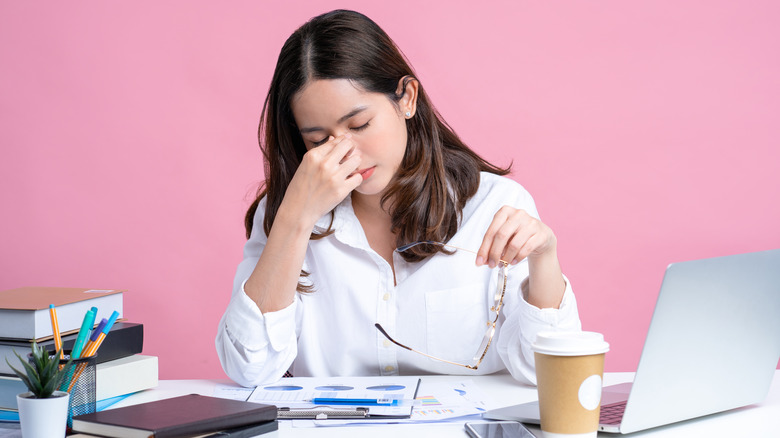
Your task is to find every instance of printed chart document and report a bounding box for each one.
[295,379,492,427]
[248,376,420,418]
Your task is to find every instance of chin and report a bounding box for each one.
[353,186,383,197]
[353,178,390,197]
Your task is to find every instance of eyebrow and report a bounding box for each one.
[298,106,369,134]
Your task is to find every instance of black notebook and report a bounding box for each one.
[197,420,278,437]
[0,322,144,374]
[71,394,276,438]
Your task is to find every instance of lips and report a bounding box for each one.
[357,166,375,179]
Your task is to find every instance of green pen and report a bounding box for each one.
[71,307,97,359]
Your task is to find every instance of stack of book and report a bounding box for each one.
[0,287,158,418]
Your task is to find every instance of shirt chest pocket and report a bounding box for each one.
[424,283,489,364]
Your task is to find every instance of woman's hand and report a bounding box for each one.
[281,133,363,226]
[476,206,557,268]
[477,206,565,309]
[247,134,362,313]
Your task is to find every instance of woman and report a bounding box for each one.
[216,9,581,387]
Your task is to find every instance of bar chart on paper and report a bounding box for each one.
[408,380,491,422]
[247,376,419,417]
[310,379,493,425]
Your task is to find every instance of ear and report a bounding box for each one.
[396,76,419,119]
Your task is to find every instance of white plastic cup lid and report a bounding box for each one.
[532,331,610,356]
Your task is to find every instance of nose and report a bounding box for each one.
[333,129,350,139]
[335,132,359,162]
[337,132,357,151]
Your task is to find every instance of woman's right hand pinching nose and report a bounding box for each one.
[283,133,363,226]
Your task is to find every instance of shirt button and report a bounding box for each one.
[383,340,392,348]
[383,293,390,301]
[384,365,395,372]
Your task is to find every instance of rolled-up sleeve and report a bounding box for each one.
[215,200,300,386]
[490,177,583,385]
[216,281,298,386]
[496,274,582,385]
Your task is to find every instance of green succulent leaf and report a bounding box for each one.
[5,358,35,393]
[7,343,74,398]
[16,352,42,386]
[42,354,59,378]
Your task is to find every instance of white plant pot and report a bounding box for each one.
[16,391,70,438]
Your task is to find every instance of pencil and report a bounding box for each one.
[49,304,63,359]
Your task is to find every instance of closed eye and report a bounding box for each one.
[312,137,329,147]
[309,120,371,147]
[351,121,370,132]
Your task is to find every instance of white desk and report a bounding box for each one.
[108,371,780,437]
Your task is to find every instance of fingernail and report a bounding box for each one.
[511,258,519,265]
[488,260,496,269]
[476,256,484,266]
[344,133,352,139]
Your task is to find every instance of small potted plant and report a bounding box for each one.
[6,342,74,438]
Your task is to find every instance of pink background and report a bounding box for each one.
[1,1,778,380]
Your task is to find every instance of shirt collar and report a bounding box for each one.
[314,194,370,251]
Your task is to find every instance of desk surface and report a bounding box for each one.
[107,371,780,437]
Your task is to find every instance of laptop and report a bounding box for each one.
[484,249,780,434]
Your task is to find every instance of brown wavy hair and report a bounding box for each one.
[246,9,510,291]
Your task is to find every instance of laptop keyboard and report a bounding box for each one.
[600,401,627,425]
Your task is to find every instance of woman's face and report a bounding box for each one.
[290,78,413,200]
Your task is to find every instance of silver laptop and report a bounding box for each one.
[484,249,780,434]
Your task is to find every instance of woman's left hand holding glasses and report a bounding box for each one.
[476,206,565,309]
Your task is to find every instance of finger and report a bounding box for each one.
[332,154,363,197]
[477,208,511,266]
[513,230,546,264]
[308,135,356,179]
[330,138,359,173]
[338,142,356,164]
[344,170,364,191]
[486,221,520,268]
[328,134,355,162]
[308,134,349,161]
[504,225,538,265]
[338,153,362,180]
[486,208,535,267]
[302,135,334,161]
[500,212,543,263]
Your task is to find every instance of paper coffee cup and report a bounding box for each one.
[532,331,609,438]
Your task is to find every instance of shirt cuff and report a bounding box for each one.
[223,279,297,352]
[516,274,579,328]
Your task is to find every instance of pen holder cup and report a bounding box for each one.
[61,352,97,428]
[27,351,97,428]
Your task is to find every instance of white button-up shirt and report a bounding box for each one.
[216,173,582,386]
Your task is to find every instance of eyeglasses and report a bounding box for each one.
[374,241,509,370]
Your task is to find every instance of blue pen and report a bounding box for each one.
[91,318,108,341]
[83,318,108,356]
[71,308,97,359]
[102,311,120,332]
[82,310,120,356]
[311,398,399,406]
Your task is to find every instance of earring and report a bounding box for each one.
[405,111,412,118]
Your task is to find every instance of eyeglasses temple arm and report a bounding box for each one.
[395,242,509,265]
[373,323,477,370]
[374,324,412,351]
